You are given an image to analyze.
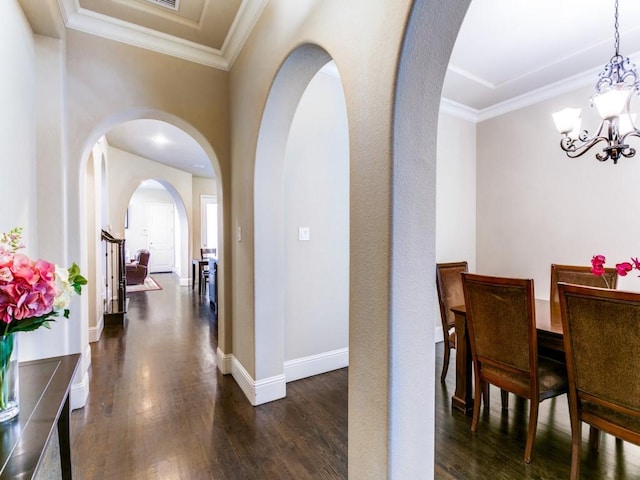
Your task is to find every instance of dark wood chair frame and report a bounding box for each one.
[199,248,216,295]
[558,283,640,480]
[462,273,568,464]
[550,263,617,320]
[435,261,468,382]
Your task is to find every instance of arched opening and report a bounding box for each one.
[390,1,471,475]
[252,45,349,404]
[78,112,223,346]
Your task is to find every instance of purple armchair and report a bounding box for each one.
[125,249,150,285]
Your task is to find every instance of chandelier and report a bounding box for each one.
[553,0,640,164]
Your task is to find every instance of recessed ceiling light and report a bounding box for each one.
[151,133,170,146]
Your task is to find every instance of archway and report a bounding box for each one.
[252,45,340,403]
[389,0,471,476]
[78,111,224,347]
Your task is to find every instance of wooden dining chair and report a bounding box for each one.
[558,283,640,480]
[461,273,568,464]
[550,264,617,321]
[200,248,217,294]
[435,261,468,382]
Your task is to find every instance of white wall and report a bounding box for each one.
[107,146,192,282]
[125,184,174,261]
[283,67,349,378]
[0,3,36,246]
[435,111,477,339]
[477,83,640,299]
[192,176,217,257]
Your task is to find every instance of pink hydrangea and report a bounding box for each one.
[0,253,57,324]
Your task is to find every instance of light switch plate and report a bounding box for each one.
[298,227,310,241]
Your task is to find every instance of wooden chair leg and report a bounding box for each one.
[440,343,450,382]
[589,426,600,453]
[524,399,539,464]
[471,378,483,432]
[482,382,490,407]
[570,420,582,480]
[501,389,509,410]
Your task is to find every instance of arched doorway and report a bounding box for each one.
[252,45,349,404]
[389,1,471,476]
[80,113,224,345]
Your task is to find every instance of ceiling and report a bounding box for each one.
[444,0,640,121]
[52,0,640,177]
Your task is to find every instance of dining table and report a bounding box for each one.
[450,298,564,414]
[192,259,209,293]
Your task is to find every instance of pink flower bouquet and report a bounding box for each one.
[0,227,86,334]
[0,227,86,420]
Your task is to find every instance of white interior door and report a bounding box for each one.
[147,203,174,273]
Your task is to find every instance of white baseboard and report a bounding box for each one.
[216,347,232,374]
[179,277,190,287]
[231,356,286,406]
[70,367,89,410]
[89,318,104,343]
[284,347,349,383]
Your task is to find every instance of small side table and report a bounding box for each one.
[0,353,81,479]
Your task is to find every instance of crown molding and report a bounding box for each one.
[439,98,479,123]
[56,0,267,71]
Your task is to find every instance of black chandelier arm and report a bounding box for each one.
[559,133,611,159]
[621,129,640,143]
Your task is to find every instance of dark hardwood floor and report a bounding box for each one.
[435,349,640,480]
[70,274,347,479]
[71,274,640,479]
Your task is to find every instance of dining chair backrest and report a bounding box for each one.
[201,248,216,260]
[462,273,535,378]
[550,264,617,320]
[462,273,567,464]
[436,262,468,332]
[435,261,468,381]
[558,283,640,479]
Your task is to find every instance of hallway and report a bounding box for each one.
[70,274,348,479]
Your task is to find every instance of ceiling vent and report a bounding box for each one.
[145,0,179,11]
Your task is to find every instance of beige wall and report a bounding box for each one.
[64,29,233,352]
[477,83,640,297]
[434,111,477,338]
[229,0,416,476]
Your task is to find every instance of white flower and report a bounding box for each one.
[53,265,73,312]
[0,266,12,283]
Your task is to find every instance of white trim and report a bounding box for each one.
[70,362,90,410]
[439,98,479,123]
[216,347,232,374]
[57,0,267,70]
[284,348,349,383]
[231,356,286,406]
[221,0,268,69]
[179,276,190,287]
[88,317,104,343]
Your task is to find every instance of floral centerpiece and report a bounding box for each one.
[0,227,86,421]
[590,254,640,288]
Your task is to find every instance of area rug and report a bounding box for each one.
[127,276,162,293]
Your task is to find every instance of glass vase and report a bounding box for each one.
[0,334,19,422]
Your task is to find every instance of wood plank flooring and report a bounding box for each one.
[70,274,640,478]
[70,274,347,479]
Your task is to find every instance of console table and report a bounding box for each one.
[0,353,80,479]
